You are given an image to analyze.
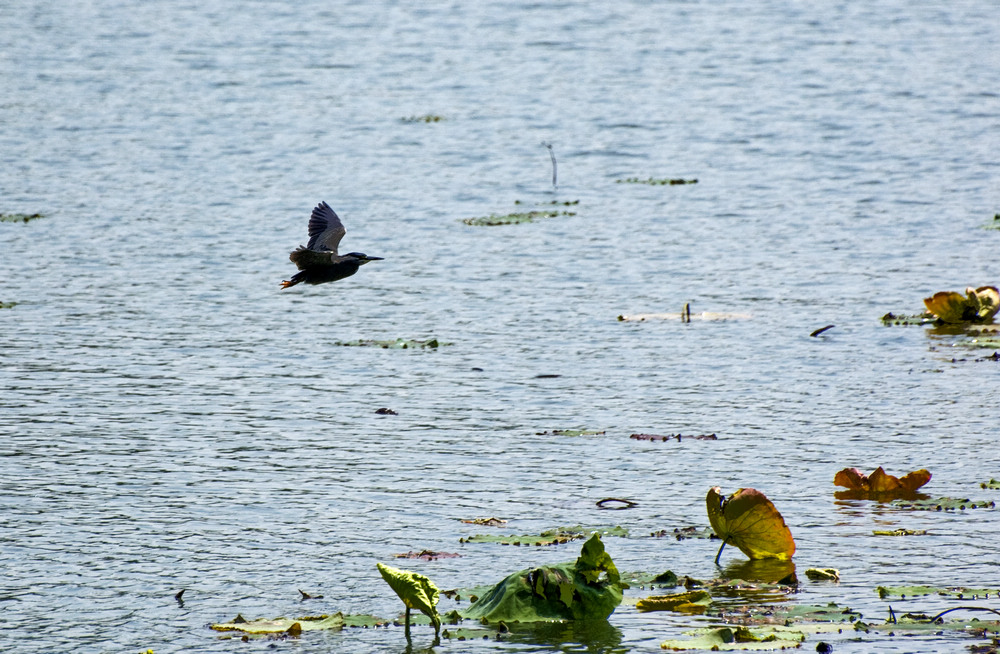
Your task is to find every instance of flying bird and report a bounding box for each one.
[280,201,382,289]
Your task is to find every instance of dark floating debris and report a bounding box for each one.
[374,407,398,415]
[0,212,45,223]
[394,550,461,561]
[651,526,717,541]
[401,114,443,123]
[460,517,507,527]
[534,374,561,378]
[336,338,442,349]
[630,433,718,442]
[299,589,324,600]
[810,325,835,337]
[596,497,638,510]
[175,589,185,605]
[616,177,698,185]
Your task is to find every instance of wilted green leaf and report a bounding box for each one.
[636,590,711,613]
[460,534,622,623]
[377,563,441,633]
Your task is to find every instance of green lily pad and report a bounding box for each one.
[856,612,1000,634]
[876,585,998,600]
[718,602,863,625]
[460,533,622,623]
[616,177,698,185]
[660,625,804,651]
[872,529,927,536]
[0,212,45,223]
[462,210,575,226]
[211,613,345,634]
[636,589,712,613]
[335,338,444,349]
[880,312,938,326]
[0,301,16,309]
[892,496,995,511]
[982,479,1000,490]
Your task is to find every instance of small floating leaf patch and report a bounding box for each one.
[211,613,346,634]
[0,212,45,223]
[462,209,575,226]
[635,589,711,614]
[616,177,698,185]
[335,338,443,349]
[706,487,795,562]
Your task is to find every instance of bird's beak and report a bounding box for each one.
[364,255,384,261]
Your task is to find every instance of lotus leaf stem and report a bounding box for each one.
[929,606,1000,623]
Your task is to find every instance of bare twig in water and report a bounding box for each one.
[810,325,835,337]
[543,142,557,188]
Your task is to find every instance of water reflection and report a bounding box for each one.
[499,620,624,654]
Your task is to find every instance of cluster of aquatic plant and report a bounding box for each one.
[0,301,16,309]
[462,208,576,226]
[615,176,698,185]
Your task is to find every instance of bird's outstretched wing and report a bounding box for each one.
[305,201,346,253]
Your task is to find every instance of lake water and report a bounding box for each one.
[2,1,999,652]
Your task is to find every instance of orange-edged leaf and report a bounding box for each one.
[706,487,795,561]
[833,467,867,490]
[833,467,931,495]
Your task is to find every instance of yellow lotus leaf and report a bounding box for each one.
[923,286,1000,323]
[376,563,441,633]
[706,487,795,561]
[834,466,931,493]
[636,589,711,613]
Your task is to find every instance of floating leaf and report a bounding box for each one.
[0,301,16,309]
[535,429,605,437]
[394,550,461,560]
[876,585,998,600]
[630,433,718,442]
[461,525,627,546]
[660,626,804,651]
[872,528,927,536]
[650,526,717,541]
[0,212,45,223]
[462,210,574,226]
[460,533,622,623]
[335,338,443,349]
[923,286,1000,323]
[401,114,444,123]
[706,487,795,562]
[376,563,441,634]
[616,177,698,185]
[636,589,711,613]
[892,496,994,511]
[804,568,840,581]
[982,479,1000,490]
[460,517,507,527]
[856,612,1000,635]
[211,613,345,634]
[833,466,931,498]
[880,311,937,326]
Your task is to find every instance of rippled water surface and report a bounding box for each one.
[2,1,999,652]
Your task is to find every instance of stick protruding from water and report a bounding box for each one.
[543,142,557,188]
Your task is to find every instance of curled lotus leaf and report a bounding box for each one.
[706,487,795,561]
[923,286,1000,323]
[376,563,441,633]
[834,466,931,497]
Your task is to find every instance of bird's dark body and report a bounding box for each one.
[280,201,381,289]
